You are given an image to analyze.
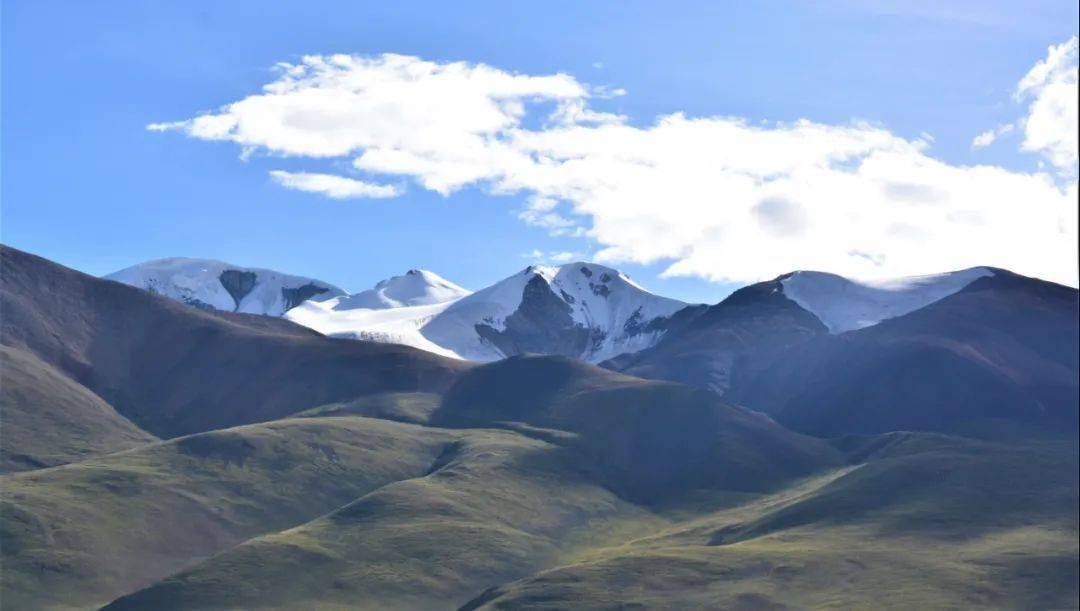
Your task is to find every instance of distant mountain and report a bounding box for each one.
[421,262,697,362]
[608,267,1080,437]
[779,267,994,333]
[106,257,345,315]
[110,259,694,363]
[284,269,470,358]
[332,268,470,309]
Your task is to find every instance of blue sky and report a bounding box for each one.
[3,1,1077,303]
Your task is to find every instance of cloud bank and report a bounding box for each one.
[151,52,1078,285]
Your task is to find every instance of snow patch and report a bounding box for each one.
[285,298,463,358]
[106,258,344,316]
[780,267,994,333]
[333,269,470,310]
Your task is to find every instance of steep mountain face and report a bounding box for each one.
[606,277,827,396]
[1,245,466,437]
[289,262,697,362]
[421,263,696,362]
[610,268,1080,437]
[106,258,345,315]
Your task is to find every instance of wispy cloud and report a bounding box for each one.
[269,170,399,199]
[1014,36,1079,173]
[971,123,1014,149]
[152,52,1078,285]
[522,249,582,264]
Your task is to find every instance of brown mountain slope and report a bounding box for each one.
[608,271,1079,438]
[432,355,841,502]
[735,272,1080,437]
[0,245,468,437]
[0,345,156,473]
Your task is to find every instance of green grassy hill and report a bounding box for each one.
[464,435,1079,610]
[1,416,458,609]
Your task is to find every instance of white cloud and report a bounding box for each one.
[1015,37,1079,172]
[153,52,1079,286]
[269,170,399,199]
[971,123,1014,148]
[518,196,585,237]
[522,249,581,264]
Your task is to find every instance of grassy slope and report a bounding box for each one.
[104,428,652,610]
[292,391,442,424]
[102,354,845,610]
[0,345,157,473]
[465,435,1079,610]
[6,418,1076,609]
[0,416,460,609]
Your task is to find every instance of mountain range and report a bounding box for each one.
[106,254,1079,440]
[2,243,1077,609]
[109,258,698,363]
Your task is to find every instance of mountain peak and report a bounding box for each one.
[337,269,470,311]
[421,261,689,362]
[105,258,344,315]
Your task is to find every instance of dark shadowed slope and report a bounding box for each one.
[737,271,1080,437]
[0,345,156,473]
[605,276,826,396]
[609,270,1079,438]
[0,245,468,437]
[432,355,841,502]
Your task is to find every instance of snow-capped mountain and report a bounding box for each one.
[284,269,470,358]
[779,267,995,333]
[105,258,345,316]
[420,263,690,362]
[610,266,1002,396]
[332,269,470,310]
[284,262,691,363]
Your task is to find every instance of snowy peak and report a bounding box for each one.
[779,267,995,333]
[105,258,345,316]
[420,261,690,362]
[333,268,470,310]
